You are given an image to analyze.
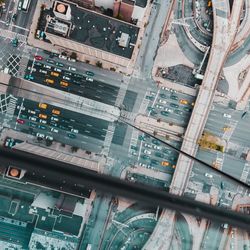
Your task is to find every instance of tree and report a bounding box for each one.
[45,139,53,147]
[61,143,65,147]
[85,60,90,64]
[37,137,43,142]
[70,52,77,59]
[96,61,103,68]
[71,146,79,153]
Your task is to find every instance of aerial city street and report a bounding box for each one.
[0,0,249,249]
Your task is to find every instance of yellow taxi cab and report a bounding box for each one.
[60,81,69,87]
[161,161,170,167]
[39,113,47,119]
[179,99,188,105]
[39,103,47,109]
[45,79,54,84]
[52,109,61,115]
[51,71,60,77]
[223,126,231,132]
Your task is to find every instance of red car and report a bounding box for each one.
[34,55,43,60]
[17,119,25,124]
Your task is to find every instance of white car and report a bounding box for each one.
[67,57,76,62]
[28,67,36,72]
[165,108,173,113]
[43,64,51,69]
[39,69,47,74]
[63,76,71,81]
[155,104,164,109]
[71,128,79,134]
[143,149,151,155]
[205,173,213,178]
[161,86,170,91]
[18,1,22,10]
[139,163,147,167]
[153,145,161,150]
[36,133,45,138]
[59,55,67,60]
[54,68,62,72]
[86,77,93,82]
[158,99,167,104]
[39,119,47,124]
[144,143,152,148]
[68,66,76,71]
[51,128,59,133]
[51,116,59,122]
[17,105,25,111]
[170,89,177,93]
[29,116,36,122]
[150,91,156,96]
[223,113,231,118]
[28,110,36,115]
[45,135,53,141]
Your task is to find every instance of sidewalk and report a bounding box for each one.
[120,165,172,182]
[135,114,185,141]
[0,128,105,172]
[15,79,120,122]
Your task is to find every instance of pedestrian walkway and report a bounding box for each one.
[1,94,17,128]
[16,80,120,122]
[121,165,172,182]
[0,28,27,43]
[101,123,116,157]
[135,114,185,141]
[128,128,140,157]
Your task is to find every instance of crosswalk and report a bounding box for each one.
[240,163,250,184]
[128,129,139,156]
[101,123,116,156]
[214,151,224,170]
[222,119,238,141]
[0,28,27,43]
[115,84,128,107]
[138,95,150,115]
[1,95,17,128]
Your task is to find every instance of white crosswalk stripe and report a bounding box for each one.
[0,28,27,43]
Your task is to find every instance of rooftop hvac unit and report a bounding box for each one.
[53,21,69,35]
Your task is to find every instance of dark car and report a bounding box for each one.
[67,133,76,139]
[155,152,164,158]
[150,159,159,165]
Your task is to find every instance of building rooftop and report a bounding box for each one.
[45,1,139,59]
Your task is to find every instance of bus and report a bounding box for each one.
[21,0,30,12]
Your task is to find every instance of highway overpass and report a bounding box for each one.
[144,0,244,249]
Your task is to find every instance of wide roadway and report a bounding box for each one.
[25,59,119,106]
[13,98,109,142]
